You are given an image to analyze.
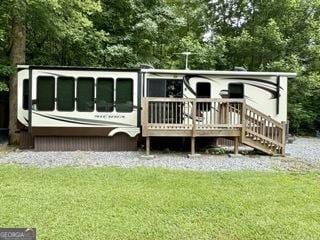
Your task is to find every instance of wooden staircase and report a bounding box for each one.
[241,104,286,155]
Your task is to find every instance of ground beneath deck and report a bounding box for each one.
[0,138,319,171]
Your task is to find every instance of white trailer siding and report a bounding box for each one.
[143,71,292,123]
[17,66,141,138]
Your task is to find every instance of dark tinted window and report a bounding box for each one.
[77,77,94,112]
[37,76,55,111]
[57,77,75,111]
[196,82,211,111]
[147,79,183,97]
[229,83,244,98]
[196,82,211,98]
[23,79,29,110]
[166,80,183,97]
[116,78,133,112]
[97,78,114,112]
[148,79,166,97]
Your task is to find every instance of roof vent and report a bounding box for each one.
[140,64,154,69]
[234,67,247,71]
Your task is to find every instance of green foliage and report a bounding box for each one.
[209,0,320,134]
[25,0,108,66]
[1,0,320,133]
[206,146,227,155]
[0,65,14,91]
[288,73,320,133]
[0,82,8,91]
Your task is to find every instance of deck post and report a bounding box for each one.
[191,137,195,155]
[188,100,200,158]
[192,99,196,136]
[241,101,246,142]
[191,99,196,155]
[141,136,154,159]
[234,137,239,154]
[281,121,286,156]
[146,136,150,155]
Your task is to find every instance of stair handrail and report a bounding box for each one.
[245,105,283,128]
[243,103,286,155]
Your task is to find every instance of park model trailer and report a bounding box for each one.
[17,65,296,155]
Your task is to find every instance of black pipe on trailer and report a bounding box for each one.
[28,66,33,133]
[276,75,280,115]
[137,71,142,127]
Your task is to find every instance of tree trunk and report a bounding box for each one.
[9,7,26,145]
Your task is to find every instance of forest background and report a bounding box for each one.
[1,0,320,141]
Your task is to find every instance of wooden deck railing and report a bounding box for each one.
[142,97,244,135]
[141,97,286,156]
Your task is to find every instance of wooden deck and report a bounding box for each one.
[141,97,286,156]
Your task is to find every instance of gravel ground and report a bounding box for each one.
[0,137,319,171]
[286,137,320,165]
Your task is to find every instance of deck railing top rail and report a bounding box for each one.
[144,97,245,103]
[245,104,283,128]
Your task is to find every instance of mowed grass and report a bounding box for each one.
[0,166,319,240]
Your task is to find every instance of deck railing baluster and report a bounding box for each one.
[166,102,170,124]
[150,102,153,124]
[163,102,165,124]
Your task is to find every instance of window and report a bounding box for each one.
[196,82,211,98]
[229,83,244,98]
[77,77,94,112]
[148,79,166,97]
[96,78,114,112]
[57,77,75,111]
[166,80,183,97]
[116,78,133,112]
[147,79,183,97]
[196,82,211,111]
[37,76,55,111]
[23,79,29,110]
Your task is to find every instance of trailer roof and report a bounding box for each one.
[141,69,297,78]
[17,65,297,78]
[17,65,140,72]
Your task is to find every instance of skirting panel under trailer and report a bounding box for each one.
[34,135,138,151]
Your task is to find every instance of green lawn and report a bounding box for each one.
[0,166,319,240]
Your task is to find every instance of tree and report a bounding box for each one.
[208,0,320,134]
[2,0,106,144]
[1,0,320,135]
[7,0,26,144]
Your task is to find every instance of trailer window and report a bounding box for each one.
[57,77,75,111]
[147,79,183,97]
[37,76,55,111]
[196,82,211,98]
[229,83,244,98]
[23,79,29,110]
[77,77,94,112]
[116,78,133,112]
[166,80,183,97]
[196,82,211,111]
[97,78,114,112]
[147,79,166,97]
